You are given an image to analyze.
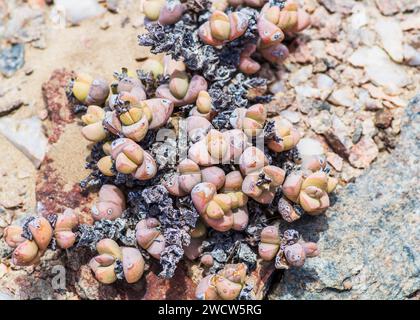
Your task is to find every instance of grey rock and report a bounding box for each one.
[270,95,420,300]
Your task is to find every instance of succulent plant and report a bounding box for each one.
[199,10,249,47]
[258,226,319,268]
[81,105,107,142]
[97,138,157,181]
[189,91,214,120]
[242,165,285,204]
[54,209,79,249]
[230,103,267,137]
[191,182,249,232]
[266,116,301,153]
[239,43,261,75]
[5,217,53,266]
[188,129,249,165]
[143,0,186,25]
[195,263,247,300]
[156,71,207,106]
[91,185,126,221]
[282,171,337,215]
[89,239,145,284]
[135,218,166,259]
[71,73,110,106]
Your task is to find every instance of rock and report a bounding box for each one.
[0,116,48,168]
[279,110,300,124]
[0,44,25,78]
[0,100,24,117]
[375,109,393,129]
[349,46,411,93]
[328,87,355,108]
[374,0,400,16]
[297,138,324,159]
[319,0,355,14]
[362,83,407,108]
[350,5,368,30]
[326,152,343,171]
[316,74,335,100]
[322,129,350,159]
[55,0,106,25]
[289,65,313,87]
[348,137,379,169]
[362,118,377,137]
[270,95,420,300]
[309,110,332,134]
[403,44,420,66]
[374,18,404,63]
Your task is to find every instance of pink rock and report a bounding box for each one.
[349,137,379,169]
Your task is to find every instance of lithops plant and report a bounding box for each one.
[266,116,301,153]
[191,182,249,232]
[54,209,79,249]
[184,220,207,260]
[81,105,107,142]
[258,226,319,268]
[198,10,249,46]
[156,71,207,106]
[91,184,126,221]
[239,43,261,75]
[259,2,311,36]
[282,171,337,215]
[71,73,110,106]
[230,103,267,138]
[89,239,145,284]
[4,217,53,266]
[143,0,185,25]
[242,165,285,204]
[163,159,202,196]
[97,138,157,181]
[19,0,348,299]
[188,129,249,166]
[195,263,247,300]
[109,70,147,105]
[189,91,213,120]
[135,218,165,259]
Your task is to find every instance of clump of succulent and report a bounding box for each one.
[89,239,145,284]
[3,0,344,300]
[4,210,79,266]
[196,263,248,300]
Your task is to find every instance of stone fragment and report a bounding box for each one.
[0,116,48,168]
[319,0,355,14]
[289,65,313,87]
[309,110,332,134]
[403,44,420,66]
[348,137,378,168]
[323,129,349,159]
[279,110,300,124]
[349,46,410,92]
[375,109,393,129]
[55,0,106,25]
[328,87,355,108]
[0,100,24,117]
[374,0,400,16]
[374,18,404,63]
[326,152,343,171]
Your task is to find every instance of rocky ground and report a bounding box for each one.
[0,0,419,299]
